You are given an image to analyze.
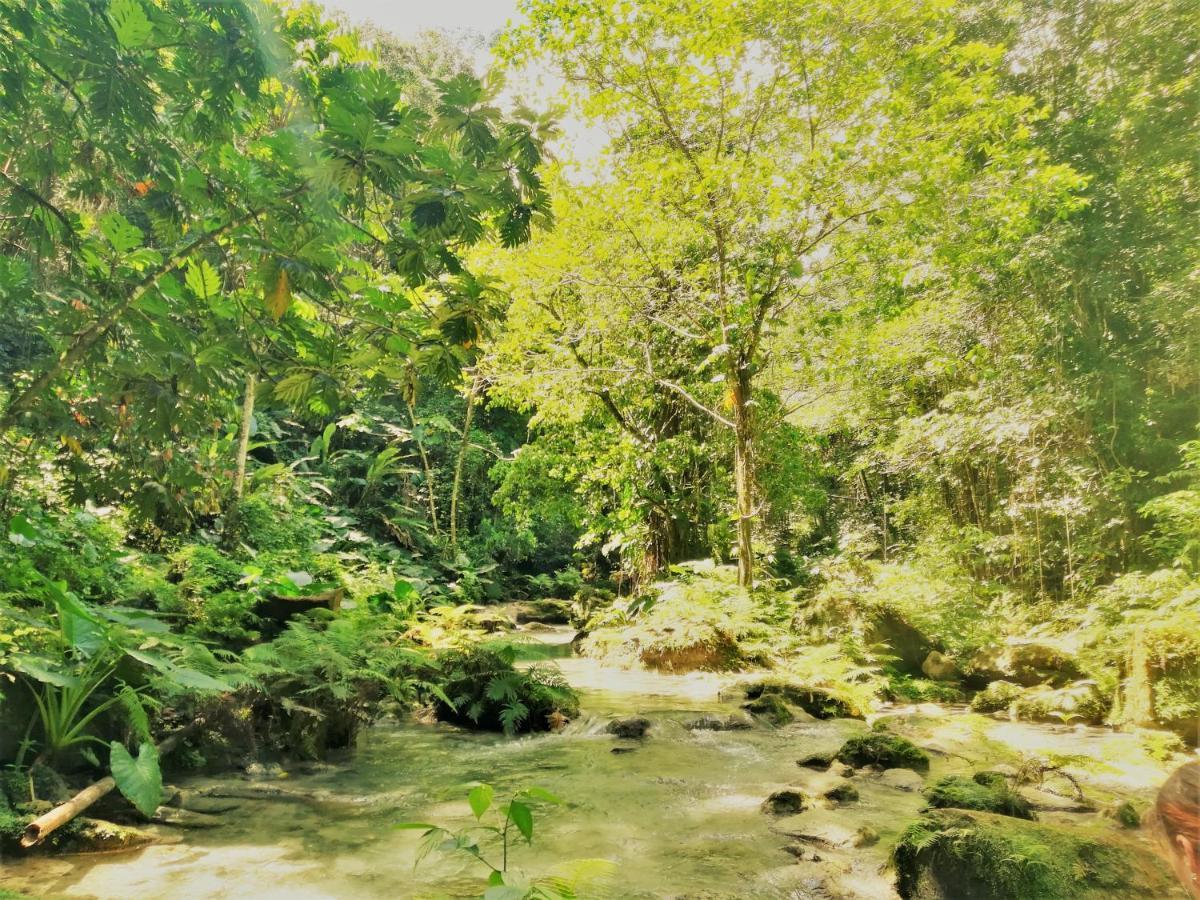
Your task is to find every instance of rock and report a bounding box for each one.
[611,746,638,755]
[797,751,836,770]
[151,806,224,829]
[879,768,926,792]
[762,789,807,815]
[893,809,1181,899]
[740,679,862,719]
[1023,787,1095,813]
[687,712,754,731]
[1105,799,1143,828]
[60,818,162,853]
[921,651,960,681]
[823,781,859,805]
[836,732,930,772]
[606,717,651,739]
[243,762,286,780]
[854,825,880,847]
[966,639,1081,688]
[922,774,1035,820]
[741,693,795,726]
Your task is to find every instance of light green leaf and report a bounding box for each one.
[184,258,220,300]
[468,783,493,820]
[109,0,153,49]
[99,212,144,253]
[110,741,162,817]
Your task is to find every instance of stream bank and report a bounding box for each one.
[0,626,1188,899]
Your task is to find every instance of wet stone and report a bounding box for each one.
[607,716,652,739]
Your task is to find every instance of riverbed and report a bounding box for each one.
[0,627,1182,899]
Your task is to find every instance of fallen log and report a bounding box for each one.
[20,719,204,849]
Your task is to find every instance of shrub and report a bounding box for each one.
[432,643,579,735]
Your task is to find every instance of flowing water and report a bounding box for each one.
[0,626,1179,899]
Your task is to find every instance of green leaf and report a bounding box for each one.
[8,514,36,546]
[487,870,505,887]
[468,783,494,820]
[393,822,438,830]
[99,212,144,253]
[184,258,220,300]
[10,655,80,688]
[109,0,153,49]
[508,799,533,843]
[163,667,232,692]
[110,741,163,817]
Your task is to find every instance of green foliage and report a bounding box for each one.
[431,643,578,735]
[971,680,1026,714]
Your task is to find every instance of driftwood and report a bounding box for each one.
[19,719,204,849]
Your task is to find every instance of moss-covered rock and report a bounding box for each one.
[824,781,859,804]
[762,788,807,815]
[970,680,1025,714]
[893,809,1183,899]
[512,599,573,626]
[742,692,795,726]
[741,679,862,719]
[797,750,837,770]
[1012,680,1111,725]
[923,774,1035,820]
[837,733,930,771]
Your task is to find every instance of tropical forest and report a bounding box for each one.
[0,0,1198,897]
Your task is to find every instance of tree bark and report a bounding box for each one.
[449,373,481,550]
[231,372,257,501]
[406,396,440,537]
[731,368,755,588]
[20,719,203,848]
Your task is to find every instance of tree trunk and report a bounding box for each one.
[731,369,755,588]
[231,372,257,502]
[449,374,480,550]
[406,396,440,537]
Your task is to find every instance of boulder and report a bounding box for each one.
[893,809,1182,899]
[866,609,935,675]
[512,599,573,625]
[966,639,1081,688]
[797,750,837,770]
[836,732,930,772]
[1012,680,1110,725]
[823,781,859,805]
[606,717,651,739]
[762,788,807,815]
[922,774,1035,820]
[921,651,960,682]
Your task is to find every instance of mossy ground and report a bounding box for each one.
[923,774,1034,820]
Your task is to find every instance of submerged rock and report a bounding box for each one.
[687,712,754,731]
[607,717,651,739]
[836,732,930,772]
[893,809,1183,899]
[923,774,1035,820]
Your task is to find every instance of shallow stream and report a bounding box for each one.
[0,626,1179,899]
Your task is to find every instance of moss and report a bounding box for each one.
[837,732,929,771]
[824,781,860,804]
[970,680,1025,714]
[1012,681,1111,725]
[923,774,1035,820]
[893,809,1181,899]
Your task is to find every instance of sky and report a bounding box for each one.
[319,0,609,174]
